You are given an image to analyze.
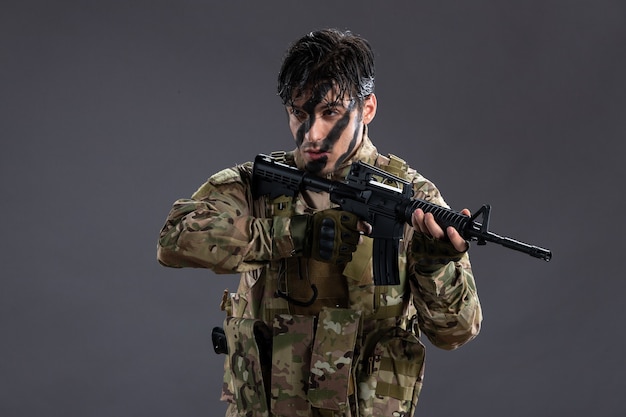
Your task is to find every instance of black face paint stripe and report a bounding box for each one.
[320,100,356,151]
[334,122,361,169]
[295,84,333,149]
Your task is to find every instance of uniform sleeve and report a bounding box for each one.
[406,176,482,350]
[156,164,296,273]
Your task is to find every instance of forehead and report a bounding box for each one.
[289,84,352,108]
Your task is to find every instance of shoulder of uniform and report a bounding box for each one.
[376,153,418,181]
[191,162,253,199]
[209,167,243,185]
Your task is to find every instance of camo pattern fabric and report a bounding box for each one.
[307,308,361,413]
[157,162,292,273]
[223,317,272,417]
[356,327,425,417]
[157,134,483,416]
[271,314,315,417]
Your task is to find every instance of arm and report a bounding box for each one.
[157,164,296,273]
[406,178,482,350]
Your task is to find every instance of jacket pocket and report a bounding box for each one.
[356,327,425,416]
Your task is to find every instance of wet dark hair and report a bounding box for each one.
[277,28,375,108]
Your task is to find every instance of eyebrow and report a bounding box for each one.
[289,100,347,112]
[322,100,344,109]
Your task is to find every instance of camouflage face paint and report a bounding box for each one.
[333,117,362,169]
[302,100,359,174]
[294,84,334,149]
[306,102,359,173]
[289,83,364,175]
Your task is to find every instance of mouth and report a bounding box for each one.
[304,149,329,161]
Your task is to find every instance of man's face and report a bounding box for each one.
[287,86,376,176]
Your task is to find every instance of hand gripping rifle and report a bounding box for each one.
[252,154,552,286]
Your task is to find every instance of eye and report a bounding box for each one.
[322,104,344,118]
[290,107,307,122]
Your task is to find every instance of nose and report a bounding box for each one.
[305,117,326,144]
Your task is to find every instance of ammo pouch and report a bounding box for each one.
[271,308,361,416]
[223,310,424,416]
[356,326,425,416]
[307,308,361,413]
[223,316,273,417]
[224,308,361,417]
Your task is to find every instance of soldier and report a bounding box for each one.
[157,28,482,417]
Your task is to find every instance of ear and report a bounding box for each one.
[362,93,377,125]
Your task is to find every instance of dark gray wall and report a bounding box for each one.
[2,1,624,416]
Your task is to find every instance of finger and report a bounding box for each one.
[460,208,471,217]
[412,209,428,235]
[357,221,373,236]
[424,212,445,239]
[447,226,469,252]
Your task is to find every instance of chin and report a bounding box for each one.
[305,157,329,175]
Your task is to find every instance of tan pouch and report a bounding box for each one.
[270,314,316,417]
[356,327,425,416]
[223,317,272,417]
[307,307,362,413]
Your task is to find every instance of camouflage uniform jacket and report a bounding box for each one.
[157,134,482,417]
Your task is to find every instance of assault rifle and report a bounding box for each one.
[252,154,552,286]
